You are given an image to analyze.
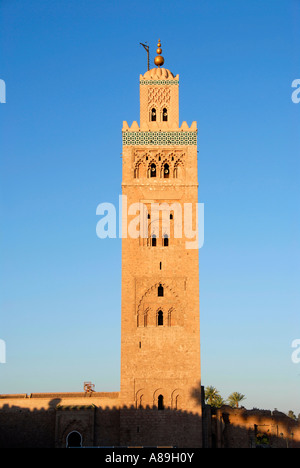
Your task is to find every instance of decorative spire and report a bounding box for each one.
[154,39,164,67]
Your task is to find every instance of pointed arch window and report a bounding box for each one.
[151,108,156,121]
[162,108,168,122]
[151,234,157,247]
[158,394,164,410]
[157,310,163,326]
[150,163,156,178]
[158,284,164,297]
[163,163,169,178]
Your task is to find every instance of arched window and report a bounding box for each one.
[66,431,82,448]
[158,284,164,296]
[150,163,156,178]
[151,108,156,121]
[163,235,169,247]
[151,234,157,247]
[162,108,168,122]
[157,310,163,326]
[158,394,164,410]
[163,163,169,178]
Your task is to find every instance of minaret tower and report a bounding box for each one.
[120,41,202,447]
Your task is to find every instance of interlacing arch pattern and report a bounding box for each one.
[147,87,171,108]
[137,305,176,328]
[133,158,146,178]
[135,387,183,410]
[173,158,184,178]
[137,281,179,313]
[136,282,182,328]
[133,151,185,179]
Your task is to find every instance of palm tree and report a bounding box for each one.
[205,386,221,407]
[213,394,226,408]
[227,392,246,408]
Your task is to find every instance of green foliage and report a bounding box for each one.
[204,386,225,408]
[205,386,246,409]
[227,392,246,408]
[213,394,226,408]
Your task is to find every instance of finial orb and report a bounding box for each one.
[154,39,164,67]
[154,55,164,67]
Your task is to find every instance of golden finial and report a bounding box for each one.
[154,39,164,67]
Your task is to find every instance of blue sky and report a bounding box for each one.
[0,0,299,414]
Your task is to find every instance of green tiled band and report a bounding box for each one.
[122,131,197,146]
